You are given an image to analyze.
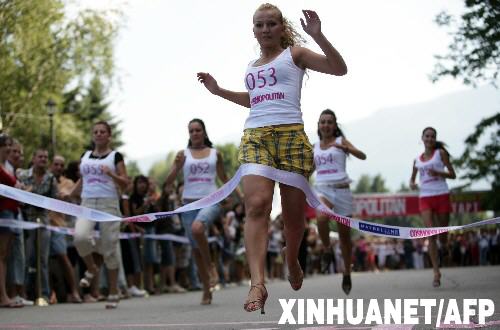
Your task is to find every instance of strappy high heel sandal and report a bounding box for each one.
[79,270,95,288]
[209,264,219,291]
[282,247,304,291]
[243,283,268,314]
[433,272,441,288]
[321,247,334,274]
[342,274,352,295]
[201,291,212,305]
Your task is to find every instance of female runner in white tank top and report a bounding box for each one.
[70,121,129,309]
[410,127,455,287]
[197,4,347,314]
[165,118,240,305]
[313,109,366,295]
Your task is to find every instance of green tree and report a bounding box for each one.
[432,1,500,213]
[431,0,500,86]
[370,174,389,193]
[354,174,389,193]
[126,160,142,179]
[215,142,240,178]
[454,113,500,213]
[148,151,176,185]
[0,0,120,163]
[354,174,371,193]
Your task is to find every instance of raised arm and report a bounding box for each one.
[340,138,366,160]
[291,10,347,76]
[409,161,418,190]
[197,72,251,108]
[164,150,185,186]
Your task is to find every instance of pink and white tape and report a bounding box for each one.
[0,163,498,239]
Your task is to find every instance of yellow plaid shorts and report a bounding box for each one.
[238,124,314,178]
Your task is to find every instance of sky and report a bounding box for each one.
[75,0,468,162]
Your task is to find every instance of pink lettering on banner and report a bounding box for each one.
[126,215,151,223]
[318,206,351,228]
[409,228,448,238]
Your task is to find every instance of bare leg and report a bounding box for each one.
[57,254,80,301]
[422,210,441,284]
[0,235,15,306]
[192,220,215,287]
[107,268,118,296]
[338,223,352,275]
[242,175,273,312]
[437,213,450,266]
[192,220,214,303]
[279,183,306,286]
[316,197,334,249]
[192,249,211,303]
[243,176,274,286]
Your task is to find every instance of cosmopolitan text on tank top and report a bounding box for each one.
[244,47,305,129]
[314,137,350,184]
[182,148,218,200]
[414,149,449,197]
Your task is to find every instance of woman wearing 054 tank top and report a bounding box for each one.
[313,109,365,295]
[198,4,347,314]
[165,118,237,305]
[69,121,129,309]
[410,127,456,288]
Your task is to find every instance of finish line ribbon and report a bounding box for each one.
[0,163,498,239]
[0,219,213,244]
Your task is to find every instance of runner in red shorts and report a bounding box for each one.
[410,127,456,288]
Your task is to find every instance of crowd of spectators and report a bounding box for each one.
[0,132,498,308]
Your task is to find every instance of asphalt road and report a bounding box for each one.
[1,266,499,330]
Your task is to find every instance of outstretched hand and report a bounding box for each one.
[197,72,220,95]
[174,152,186,169]
[300,10,321,37]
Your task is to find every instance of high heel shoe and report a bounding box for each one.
[243,283,268,314]
[433,272,441,288]
[342,274,352,295]
[282,247,304,291]
[201,291,212,305]
[105,294,119,309]
[79,270,95,288]
[209,263,219,291]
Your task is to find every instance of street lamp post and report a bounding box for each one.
[45,99,56,157]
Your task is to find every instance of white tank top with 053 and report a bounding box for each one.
[244,47,305,129]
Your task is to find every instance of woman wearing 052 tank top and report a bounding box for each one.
[410,127,456,288]
[313,109,366,295]
[198,4,347,314]
[165,118,238,305]
[69,121,129,309]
